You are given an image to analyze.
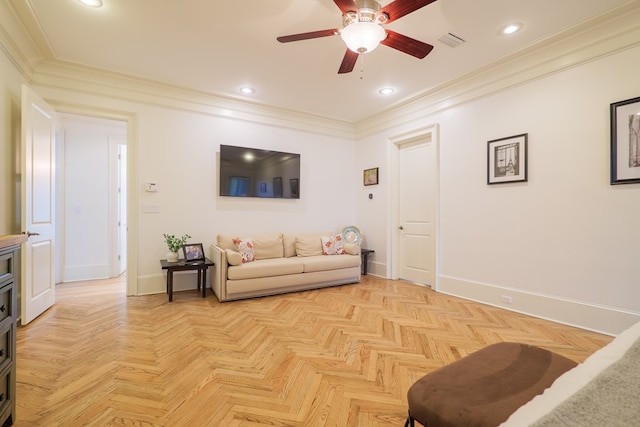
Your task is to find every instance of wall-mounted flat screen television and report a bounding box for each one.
[219,145,301,199]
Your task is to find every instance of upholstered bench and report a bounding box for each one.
[405,342,578,427]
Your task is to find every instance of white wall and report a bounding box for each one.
[30,88,358,294]
[59,114,126,281]
[0,44,25,235]
[356,45,640,335]
[136,108,357,291]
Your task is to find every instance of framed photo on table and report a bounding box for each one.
[487,133,528,185]
[610,96,640,184]
[182,243,205,262]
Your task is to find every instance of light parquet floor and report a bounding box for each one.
[15,275,612,426]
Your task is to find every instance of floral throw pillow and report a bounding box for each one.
[321,234,345,255]
[232,237,255,263]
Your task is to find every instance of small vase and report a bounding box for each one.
[166,251,179,262]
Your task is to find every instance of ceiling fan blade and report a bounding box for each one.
[381,30,433,59]
[277,29,339,43]
[333,0,358,14]
[338,49,359,74]
[379,0,438,24]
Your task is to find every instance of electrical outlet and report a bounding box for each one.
[501,295,513,304]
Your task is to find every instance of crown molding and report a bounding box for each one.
[1,1,355,139]
[6,0,54,60]
[0,0,44,80]
[354,0,640,139]
[30,60,356,139]
[3,0,639,141]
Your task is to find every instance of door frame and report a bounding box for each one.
[388,124,440,289]
[109,137,127,278]
[54,123,65,284]
[49,101,138,296]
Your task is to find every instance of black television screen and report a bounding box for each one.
[219,145,301,199]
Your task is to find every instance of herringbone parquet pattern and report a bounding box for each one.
[16,275,611,426]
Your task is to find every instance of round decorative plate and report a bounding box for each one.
[341,226,363,245]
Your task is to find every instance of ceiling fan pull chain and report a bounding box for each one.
[360,55,366,80]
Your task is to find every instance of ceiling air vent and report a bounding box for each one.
[438,33,466,48]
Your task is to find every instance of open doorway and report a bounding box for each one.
[57,114,127,283]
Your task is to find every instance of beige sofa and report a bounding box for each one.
[210,232,361,302]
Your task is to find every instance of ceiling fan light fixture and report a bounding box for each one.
[341,22,386,54]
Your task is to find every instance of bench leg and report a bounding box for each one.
[404,411,415,427]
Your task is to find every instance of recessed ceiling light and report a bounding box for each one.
[501,23,523,35]
[239,87,255,95]
[79,0,103,7]
[379,87,395,95]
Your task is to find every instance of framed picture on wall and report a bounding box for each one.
[610,96,640,184]
[487,134,528,185]
[363,167,379,186]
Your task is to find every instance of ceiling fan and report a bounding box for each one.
[277,0,438,74]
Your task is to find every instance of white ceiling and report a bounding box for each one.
[14,0,632,122]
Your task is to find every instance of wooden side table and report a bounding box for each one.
[360,249,374,275]
[160,258,214,302]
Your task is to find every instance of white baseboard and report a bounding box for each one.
[63,264,109,282]
[137,271,209,296]
[367,261,385,278]
[438,276,640,336]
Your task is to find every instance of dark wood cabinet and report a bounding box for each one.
[0,237,22,426]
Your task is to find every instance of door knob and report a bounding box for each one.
[399,226,404,230]
[23,231,40,238]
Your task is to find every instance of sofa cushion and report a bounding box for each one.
[295,234,325,257]
[321,234,345,255]
[217,233,282,251]
[252,234,284,260]
[343,242,360,255]
[302,254,360,273]
[233,237,255,263]
[283,234,297,258]
[226,249,243,266]
[227,257,304,280]
[217,234,241,251]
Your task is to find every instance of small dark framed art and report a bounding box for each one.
[610,96,640,184]
[487,133,528,185]
[363,167,379,186]
[182,243,205,262]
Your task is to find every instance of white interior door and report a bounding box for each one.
[397,137,436,286]
[21,85,56,325]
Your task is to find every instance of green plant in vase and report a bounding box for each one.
[163,233,191,262]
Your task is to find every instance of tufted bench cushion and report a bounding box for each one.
[406,342,578,427]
